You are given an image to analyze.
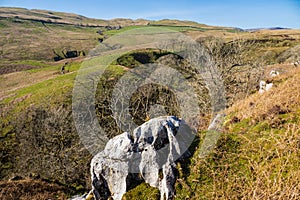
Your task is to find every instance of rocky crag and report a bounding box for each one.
[85,116,193,200]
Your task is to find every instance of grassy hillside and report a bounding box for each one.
[0,7,300,199]
[124,64,300,200]
[185,66,300,199]
[0,7,147,27]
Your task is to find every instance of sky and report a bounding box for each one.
[0,0,299,29]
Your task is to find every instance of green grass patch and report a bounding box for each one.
[123,182,160,200]
[104,25,206,36]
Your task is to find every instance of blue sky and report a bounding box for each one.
[0,0,299,29]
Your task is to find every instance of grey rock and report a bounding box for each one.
[88,116,193,200]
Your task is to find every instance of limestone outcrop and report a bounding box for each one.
[87,116,193,200]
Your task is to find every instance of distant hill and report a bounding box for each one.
[0,7,243,64]
[0,7,150,27]
[0,7,222,28]
[0,7,242,31]
[245,27,291,32]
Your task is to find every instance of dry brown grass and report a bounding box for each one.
[197,123,300,199]
[0,70,58,99]
[172,64,300,200]
[206,65,300,199]
[0,179,70,200]
[186,29,300,41]
[226,65,300,122]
